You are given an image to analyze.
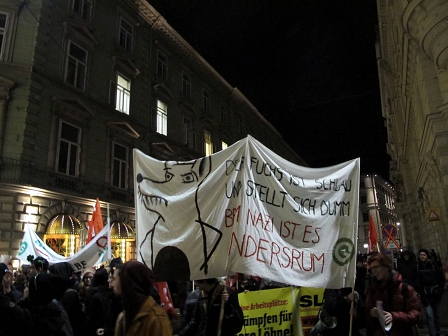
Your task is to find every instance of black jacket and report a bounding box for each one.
[179,284,243,336]
[0,295,73,336]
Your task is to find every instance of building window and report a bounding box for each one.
[203,89,210,112]
[360,195,367,204]
[157,100,167,135]
[72,0,92,20]
[0,12,7,60]
[64,41,87,91]
[204,130,213,156]
[220,105,227,124]
[191,132,197,151]
[222,142,228,150]
[182,72,191,98]
[112,143,128,189]
[157,51,167,80]
[183,116,192,146]
[119,17,133,52]
[116,73,131,114]
[57,121,81,176]
[239,119,245,137]
[362,212,369,222]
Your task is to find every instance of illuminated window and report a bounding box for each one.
[204,130,213,156]
[222,142,228,150]
[116,73,131,114]
[157,100,168,135]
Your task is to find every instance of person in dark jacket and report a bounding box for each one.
[0,272,73,336]
[397,250,417,287]
[49,262,86,336]
[320,287,363,336]
[1,263,23,303]
[179,278,243,336]
[416,248,444,336]
[365,253,420,336]
[84,268,112,335]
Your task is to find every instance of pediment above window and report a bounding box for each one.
[180,101,196,117]
[201,117,217,129]
[219,129,231,143]
[151,142,175,160]
[153,84,173,102]
[63,22,98,50]
[52,97,95,120]
[112,56,140,78]
[107,122,140,139]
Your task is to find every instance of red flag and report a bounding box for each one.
[368,214,378,252]
[86,198,104,244]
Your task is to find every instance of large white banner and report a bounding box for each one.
[17,224,111,272]
[134,136,359,288]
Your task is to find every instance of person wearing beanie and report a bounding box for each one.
[84,268,112,335]
[78,268,95,305]
[0,273,73,335]
[49,262,86,336]
[416,248,444,336]
[112,261,172,336]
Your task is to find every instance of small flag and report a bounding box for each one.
[368,214,378,252]
[86,198,104,244]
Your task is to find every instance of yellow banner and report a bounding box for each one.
[238,287,324,336]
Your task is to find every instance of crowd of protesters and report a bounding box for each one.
[0,256,244,336]
[1,247,447,336]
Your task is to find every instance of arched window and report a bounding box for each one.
[45,214,84,256]
[110,221,136,261]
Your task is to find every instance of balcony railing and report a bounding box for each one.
[0,157,134,205]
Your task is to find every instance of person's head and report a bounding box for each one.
[367,253,393,282]
[2,270,13,287]
[0,263,8,282]
[48,262,74,279]
[108,257,123,275]
[28,273,67,305]
[196,278,220,291]
[29,257,49,278]
[115,261,155,331]
[82,270,94,287]
[365,251,379,271]
[92,268,109,288]
[418,249,429,262]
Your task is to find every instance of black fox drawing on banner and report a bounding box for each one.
[136,156,222,281]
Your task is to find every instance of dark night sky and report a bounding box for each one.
[149,0,391,178]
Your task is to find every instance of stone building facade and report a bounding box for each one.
[0,0,305,263]
[376,0,448,259]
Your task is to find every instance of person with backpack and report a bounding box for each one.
[365,253,421,336]
[416,248,445,336]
